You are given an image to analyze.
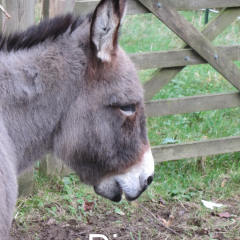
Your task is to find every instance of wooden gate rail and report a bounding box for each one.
[146,92,240,117]
[130,45,240,70]
[75,0,240,15]
[152,136,240,162]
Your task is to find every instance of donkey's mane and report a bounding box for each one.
[0,13,92,52]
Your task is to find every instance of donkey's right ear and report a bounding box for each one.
[90,0,127,62]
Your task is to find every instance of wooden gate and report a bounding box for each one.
[73,0,240,163]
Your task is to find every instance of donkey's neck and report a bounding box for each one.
[0,36,87,174]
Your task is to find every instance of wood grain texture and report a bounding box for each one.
[18,167,34,197]
[75,0,149,16]
[2,0,35,35]
[49,0,76,17]
[42,0,50,19]
[152,136,240,162]
[168,0,240,10]
[143,7,240,101]
[39,153,75,177]
[145,92,240,117]
[75,0,240,15]
[130,45,240,70]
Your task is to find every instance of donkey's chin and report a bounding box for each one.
[94,148,154,202]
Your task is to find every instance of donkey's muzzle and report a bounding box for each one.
[94,180,123,202]
[94,148,155,202]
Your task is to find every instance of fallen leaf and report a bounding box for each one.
[68,219,77,225]
[187,218,201,227]
[201,200,224,210]
[157,214,174,227]
[130,201,139,207]
[56,182,61,192]
[86,217,92,225]
[159,197,166,205]
[115,208,125,215]
[61,224,70,228]
[218,212,231,218]
[46,218,56,225]
[159,203,164,208]
[198,229,208,235]
[221,179,227,188]
[83,201,94,211]
[162,137,180,144]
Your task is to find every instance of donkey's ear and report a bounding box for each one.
[90,0,127,62]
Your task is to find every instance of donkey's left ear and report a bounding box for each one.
[90,0,127,62]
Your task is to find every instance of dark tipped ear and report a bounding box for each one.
[90,0,127,62]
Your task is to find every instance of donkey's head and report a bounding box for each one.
[55,0,154,202]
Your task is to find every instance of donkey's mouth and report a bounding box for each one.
[94,176,151,202]
[94,179,123,202]
[94,178,148,202]
[94,148,155,202]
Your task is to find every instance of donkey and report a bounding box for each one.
[0,0,154,238]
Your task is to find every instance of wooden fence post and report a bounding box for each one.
[0,0,2,32]
[18,167,34,197]
[39,153,74,178]
[2,0,35,35]
[1,0,35,196]
[42,0,50,18]
[49,0,76,18]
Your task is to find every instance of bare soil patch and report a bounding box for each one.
[10,198,240,240]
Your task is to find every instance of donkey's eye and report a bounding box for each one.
[119,104,136,116]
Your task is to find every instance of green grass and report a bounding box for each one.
[152,152,240,201]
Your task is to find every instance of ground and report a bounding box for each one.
[10,196,240,240]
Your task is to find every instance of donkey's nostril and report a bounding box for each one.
[147,176,153,185]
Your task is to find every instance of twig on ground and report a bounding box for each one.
[14,198,28,219]
[136,200,184,239]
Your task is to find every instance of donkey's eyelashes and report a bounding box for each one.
[119,104,136,112]
[119,104,136,116]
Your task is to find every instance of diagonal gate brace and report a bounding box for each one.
[143,7,240,101]
[139,1,240,97]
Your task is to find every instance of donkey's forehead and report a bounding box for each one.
[99,71,143,105]
[107,49,143,102]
